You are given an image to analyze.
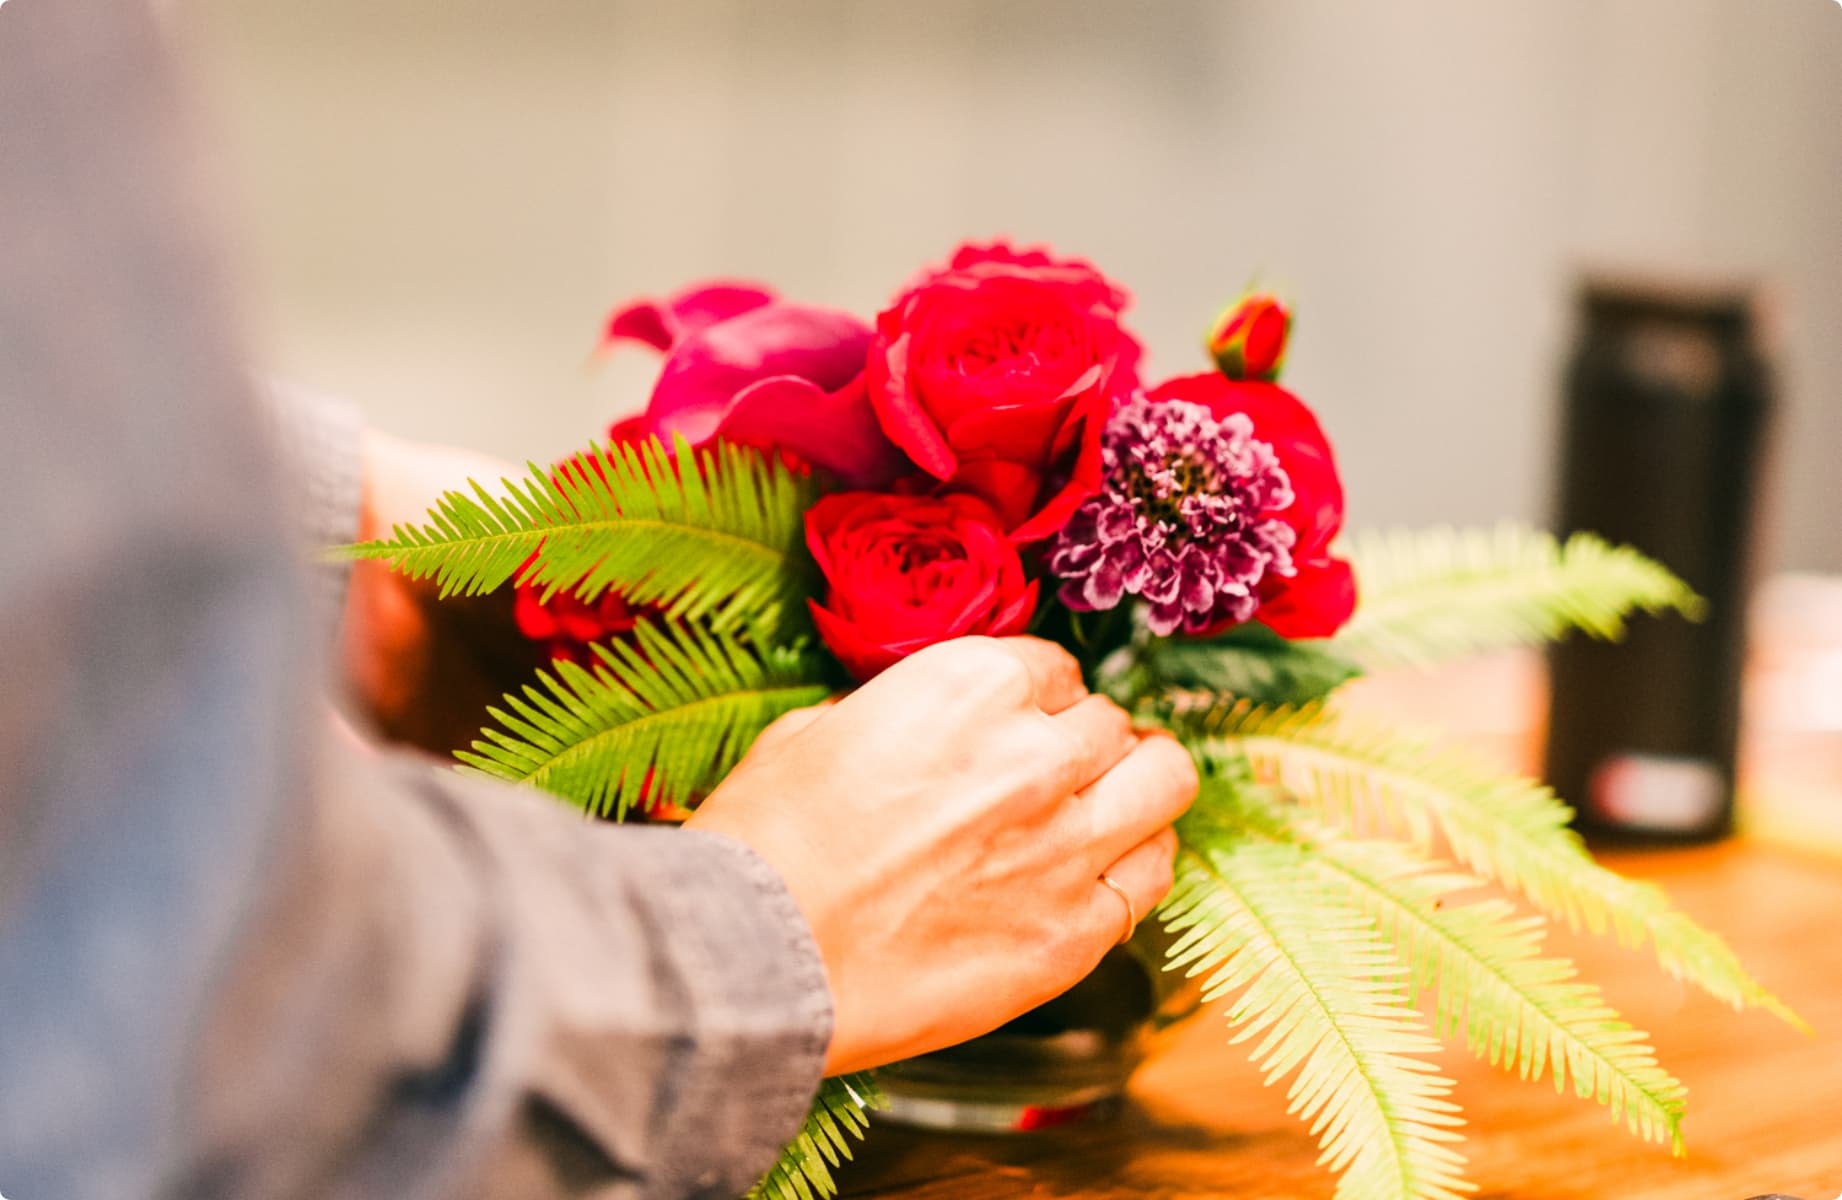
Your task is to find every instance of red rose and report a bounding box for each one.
[1146,372,1356,638]
[510,436,659,662]
[806,491,1039,681]
[601,280,905,487]
[513,577,644,664]
[868,241,1141,542]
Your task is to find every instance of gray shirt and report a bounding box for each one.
[0,4,831,1198]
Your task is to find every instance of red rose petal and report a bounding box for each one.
[803,490,1039,682]
[1258,555,1358,640]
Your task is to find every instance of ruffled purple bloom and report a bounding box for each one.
[1047,396,1297,636]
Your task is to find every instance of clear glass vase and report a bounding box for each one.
[874,930,1196,1133]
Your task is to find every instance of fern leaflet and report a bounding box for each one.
[337,435,820,631]
[1179,701,1801,1029]
[458,620,832,818]
[750,1073,884,1200]
[1332,525,1702,669]
[1167,801,1471,1200]
[1208,776,1688,1149]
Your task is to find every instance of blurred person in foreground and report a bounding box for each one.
[0,4,1194,1200]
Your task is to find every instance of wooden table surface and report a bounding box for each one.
[842,840,1842,1199]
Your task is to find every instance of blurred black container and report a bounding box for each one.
[1544,277,1774,843]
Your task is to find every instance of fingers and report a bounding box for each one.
[1092,826,1180,943]
[1065,732,1199,870]
[1048,694,1138,790]
[995,636,1088,715]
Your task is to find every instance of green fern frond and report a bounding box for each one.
[337,435,820,631]
[1138,623,1363,707]
[1332,525,1703,669]
[1215,783,1687,1150]
[1180,702,1801,1029]
[750,1073,884,1200]
[1166,803,1471,1200]
[457,620,832,818]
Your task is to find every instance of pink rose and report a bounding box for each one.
[602,280,904,486]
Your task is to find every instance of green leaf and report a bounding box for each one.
[1179,702,1802,1030]
[1209,775,1687,1151]
[457,619,833,818]
[1167,794,1471,1200]
[335,435,820,632]
[1141,624,1362,706]
[750,1073,884,1200]
[1332,525,1703,670]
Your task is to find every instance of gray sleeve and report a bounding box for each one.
[261,381,367,632]
[0,6,831,1200]
[194,749,833,1200]
[263,382,366,559]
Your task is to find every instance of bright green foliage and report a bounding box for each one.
[1136,624,1363,707]
[750,1073,884,1200]
[457,620,833,818]
[1179,701,1801,1028]
[1166,798,1472,1200]
[356,425,1762,1200]
[1332,525,1704,669]
[337,435,820,632]
[1210,775,1688,1151]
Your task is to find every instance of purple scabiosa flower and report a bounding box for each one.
[1046,395,1297,636]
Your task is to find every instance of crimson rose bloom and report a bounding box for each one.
[511,434,655,662]
[514,583,643,665]
[806,491,1039,681]
[1146,373,1356,639]
[868,241,1141,543]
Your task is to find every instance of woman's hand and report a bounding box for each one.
[340,430,540,754]
[686,636,1197,1076]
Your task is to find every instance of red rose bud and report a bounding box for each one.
[1206,292,1291,382]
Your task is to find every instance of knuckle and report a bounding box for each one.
[1035,639,1084,688]
[1144,735,1201,802]
[1085,694,1134,741]
[1024,715,1084,782]
[976,642,1038,706]
[912,637,1025,699]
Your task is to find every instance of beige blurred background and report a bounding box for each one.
[178,0,1842,571]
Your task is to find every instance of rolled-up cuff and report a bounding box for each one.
[261,381,365,636]
[646,827,834,1191]
[441,776,835,1196]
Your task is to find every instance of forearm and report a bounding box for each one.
[241,389,831,1193]
[190,734,832,1200]
[1,5,828,1193]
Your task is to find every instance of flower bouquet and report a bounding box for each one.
[346,241,1798,1200]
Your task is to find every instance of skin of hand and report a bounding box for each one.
[686,636,1199,1077]
[341,430,542,755]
